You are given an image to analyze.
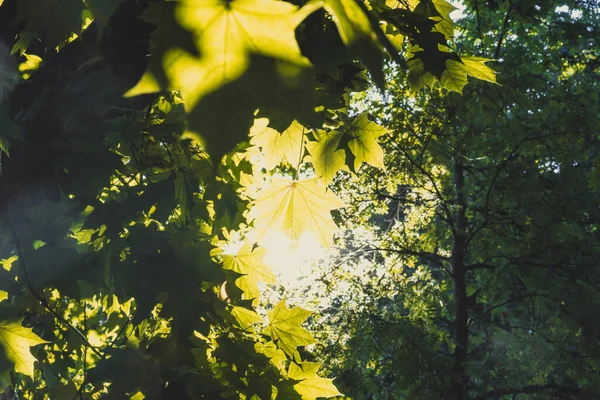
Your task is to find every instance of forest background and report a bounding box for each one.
[0,0,598,399]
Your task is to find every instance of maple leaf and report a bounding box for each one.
[221,242,276,303]
[441,57,497,94]
[288,361,342,399]
[230,306,263,330]
[14,0,85,50]
[0,318,48,377]
[250,120,307,170]
[430,0,457,37]
[255,341,287,370]
[306,130,348,184]
[345,112,388,171]
[126,0,319,103]
[250,178,344,248]
[263,299,315,360]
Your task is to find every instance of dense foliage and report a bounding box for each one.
[0,0,499,399]
[295,1,600,399]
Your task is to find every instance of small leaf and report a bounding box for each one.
[460,56,497,83]
[345,112,388,171]
[0,318,48,377]
[440,57,497,94]
[263,299,315,359]
[230,306,263,330]
[255,341,287,370]
[288,361,341,399]
[221,242,276,303]
[250,120,307,170]
[306,130,348,184]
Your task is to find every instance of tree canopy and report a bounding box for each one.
[0,0,598,399]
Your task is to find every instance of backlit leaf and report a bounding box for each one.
[250,178,344,247]
[288,361,341,399]
[306,130,348,184]
[250,120,307,170]
[263,299,315,359]
[126,0,319,101]
[230,306,263,330]
[221,242,276,303]
[346,112,388,171]
[441,57,497,94]
[0,318,48,377]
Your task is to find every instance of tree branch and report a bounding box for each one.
[494,1,513,59]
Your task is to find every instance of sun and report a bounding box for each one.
[259,230,327,289]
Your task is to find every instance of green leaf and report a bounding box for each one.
[441,57,497,94]
[15,0,86,50]
[345,112,388,171]
[0,318,48,377]
[321,0,385,88]
[288,361,341,399]
[250,178,344,248]
[460,56,497,83]
[440,59,469,94]
[306,130,348,185]
[84,0,126,35]
[230,306,263,331]
[263,299,315,360]
[18,53,42,79]
[126,0,319,100]
[255,341,287,370]
[125,1,322,164]
[0,117,24,156]
[430,0,457,37]
[221,242,276,304]
[250,120,307,170]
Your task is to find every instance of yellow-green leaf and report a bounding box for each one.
[431,0,457,37]
[1,256,18,272]
[288,361,342,399]
[461,56,497,83]
[126,0,319,103]
[440,59,469,94]
[250,178,344,247]
[0,318,48,377]
[321,0,371,46]
[0,291,7,302]
[221,242,276,303]
[441,57,497,94]
[250,120,307,170]
[263,299,315,360]
[306,130,347,184]
[346,112,388,171]
[255,341,287,370]
[230,306,263,330]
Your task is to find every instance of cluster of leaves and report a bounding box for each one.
[0,0,498,399]
[292,1,600,399]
